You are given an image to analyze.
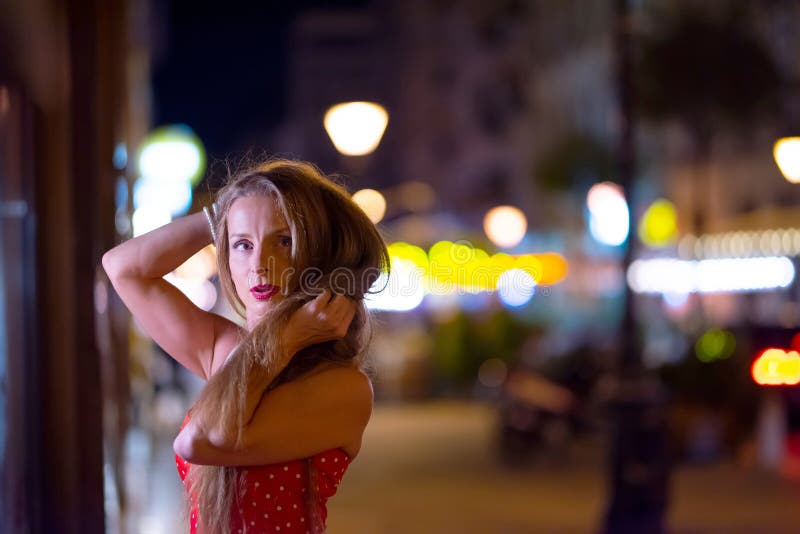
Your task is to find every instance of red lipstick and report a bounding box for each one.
[249,284,279,301]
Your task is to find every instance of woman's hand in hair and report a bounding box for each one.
[281,289,356,358]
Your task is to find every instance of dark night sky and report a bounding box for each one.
[151,0,369,159]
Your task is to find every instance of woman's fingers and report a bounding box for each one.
[313,291,355,336]
[292,289,355,341]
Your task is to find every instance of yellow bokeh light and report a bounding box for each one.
[534,253,569,285]
[386,240,569,300]
[352,188,387,224]
[695,328,735,363]
[514,255,544,284]
[639,199,678,248]
[752,348,800,386]
[387,242,428,271]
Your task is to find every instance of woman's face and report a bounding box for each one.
[226,194,293,330]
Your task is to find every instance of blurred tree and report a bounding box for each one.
[534,133,615,192]
[658,335,760,460]
[635,1,782,233]
[430,309,528,392]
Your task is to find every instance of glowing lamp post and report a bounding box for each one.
[324,102,389,156]
[774,137,800,184]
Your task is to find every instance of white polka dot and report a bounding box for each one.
[300,517,305,522]
[264,513,269,518]
[269,474,274,479]
[252,501,256,506]
[283,466,288,471]
[296,474,301,478]
[280,485,284,491]
[251,521,255,526]
[266,494,271,499]
[334,457,338,462]
[293,504,297,509]
[255,482,260,487]
[287,523,291,527]
[321,458,326,463]
[276,528,280,532]
[277,506,282,511]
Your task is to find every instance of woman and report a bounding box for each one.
[103,159,389,533]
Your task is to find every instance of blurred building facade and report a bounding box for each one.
[266,0,800,401]
[0,0,150,532]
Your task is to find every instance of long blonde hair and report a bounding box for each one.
[187,159,389,533]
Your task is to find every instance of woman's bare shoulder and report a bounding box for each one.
[289,363,373,410]
[302,362,371,389]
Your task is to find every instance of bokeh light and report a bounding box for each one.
[483,206,527,248]
[397,181,436,212]
[497,268,536,307]
[695,328,736,362]
[629,256,795,294]
[133,176,193,216]
[138,125,206,186]
[587,182,629,246]
[365,258,425,312]
[324,101,389,156]
[531,253,568,285]
[752,348,800,386]
[639,199,678,248]
[477,358,509,388]
[174,245,218,281]
[352,188,387,224]
[363,240,567,311]
[163,274,218,311]
[132,205,171,237]
[774,137,800,183]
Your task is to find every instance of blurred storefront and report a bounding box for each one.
[0,1,150,532]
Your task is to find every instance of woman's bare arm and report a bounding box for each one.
[174,291,361,461]
[174,367,373,465]
[194,290,357,449]
[102,212,240,380]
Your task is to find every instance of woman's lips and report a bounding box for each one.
[249,284,279,301]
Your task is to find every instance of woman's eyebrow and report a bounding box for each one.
[229,228,290,239]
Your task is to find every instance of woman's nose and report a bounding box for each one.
[252,250,272,273]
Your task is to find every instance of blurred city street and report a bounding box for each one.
[5,1,800,532]
[123,400,800,534]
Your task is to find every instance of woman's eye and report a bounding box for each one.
[279,236,292,248]
[233,241,252,251]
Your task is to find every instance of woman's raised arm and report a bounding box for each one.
[102,211,240,380]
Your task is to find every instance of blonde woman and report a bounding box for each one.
[103,159,389,533]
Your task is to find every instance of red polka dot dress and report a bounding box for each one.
[175,416,352,533]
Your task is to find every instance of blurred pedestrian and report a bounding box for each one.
[103,159,388,533]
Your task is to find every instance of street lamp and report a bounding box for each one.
[324,101,389,156]
[774,136,800,183]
